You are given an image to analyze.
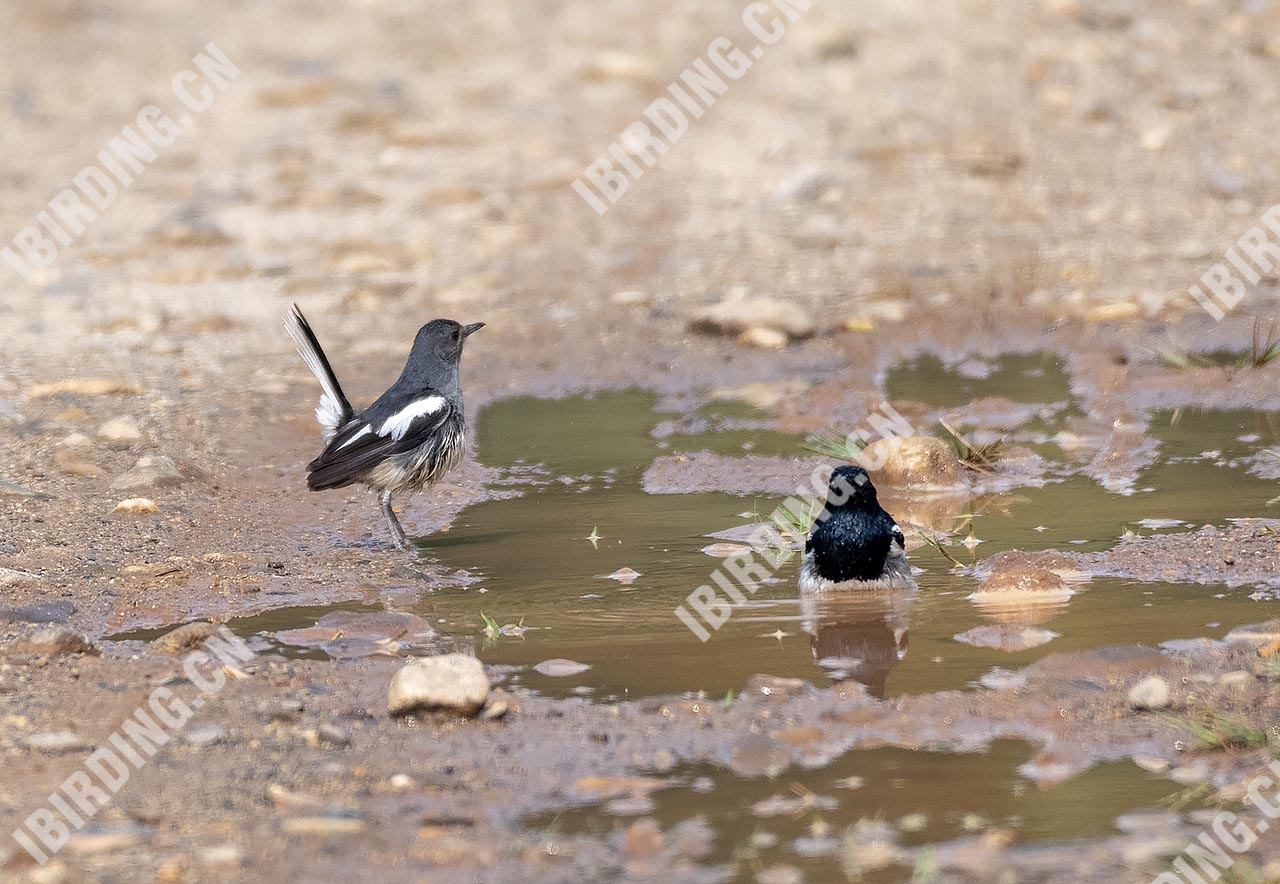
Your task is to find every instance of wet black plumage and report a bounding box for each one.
[800,465,912,590]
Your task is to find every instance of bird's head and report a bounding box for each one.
[413,319,485,365]
[824,464,878,510]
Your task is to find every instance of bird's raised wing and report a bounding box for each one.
[306,394,454,490]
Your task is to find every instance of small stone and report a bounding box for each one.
[0,567,42,588]
[27,731,89,753]
[199,844,243,867]
[27,378,138,398]
[317,723,351,747]
[690,297,815,341]
[954,624,1059,652]
[701,542,753,558]
[114,497,159,515]
[862,436,969,491]
[1128,676,1171,710]
[776,167,831,202]
[279,816,367,836]
[97,418,142,443]
[150,621,220,653]
[533,658,591,677]
[478,699,509,720]
[388,654,490,716]
[112,455,184,490]
[3,627,98,658]
[738,326,789,349]
[185,724,227,747]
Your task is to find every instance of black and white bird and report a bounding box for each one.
[284,304,484,550]
[798,465,916,591]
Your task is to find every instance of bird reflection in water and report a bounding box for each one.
[800,589,916,698]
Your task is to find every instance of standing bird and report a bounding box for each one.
[798,465,916,591]
[284,304,484,550]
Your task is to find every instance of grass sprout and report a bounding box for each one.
[802,429,864,461]
[1159,710,1270,751]
[1249,318,1280,368]
[938,420,1006,473]
[772,496,822,543]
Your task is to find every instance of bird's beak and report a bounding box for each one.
[463,322,485,338]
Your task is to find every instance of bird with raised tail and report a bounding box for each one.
[284,304,484,550]
[799,465,916,591]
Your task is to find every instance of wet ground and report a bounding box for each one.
[4,0,1280,880]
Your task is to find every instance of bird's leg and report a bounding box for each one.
[379,490,413,551]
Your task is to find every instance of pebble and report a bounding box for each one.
[689,297,815,341]
[388,653,490,716]
[279,816,367,836]
[2,626,98,658]
[701,542,754,558]
[97,417,143,443]
[1128,676,1171,710]
[0,567,42,588]
[113,497,159,515]
[150,621,219,653]
[954,624,1059,652]
[738,326,789,349]
[185,724,227,747]
[112,455,185,490]
[317,723,351,747]
[199,844,243,867]
[862,436,969,491]
[27,378,137,398]
[27,730,90,753]
[533,658,591,677]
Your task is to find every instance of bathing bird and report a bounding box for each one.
[284,304,483,550]
[798,465,916,591]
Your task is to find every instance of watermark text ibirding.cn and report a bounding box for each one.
[11,626,254,865]
[572,0,813,215]
[1150,757,1280,884]
[1188,204,1280,321]
[2,42,241,284]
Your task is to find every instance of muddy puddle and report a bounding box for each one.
[191,380,1280,700]
[105,354,1280,873]
[531,740,1201,882]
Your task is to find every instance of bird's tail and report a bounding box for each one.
[284,304,354,436]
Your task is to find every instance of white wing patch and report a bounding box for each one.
[378,396,446,441]
[336,424,372,450]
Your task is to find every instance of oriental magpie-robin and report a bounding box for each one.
[285,304,484,550]
[798,465,915,591]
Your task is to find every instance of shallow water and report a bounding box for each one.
[531,740,1194,881]
[117,354,1280,872]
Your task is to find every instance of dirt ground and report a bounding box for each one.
[3,0,1280,881]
